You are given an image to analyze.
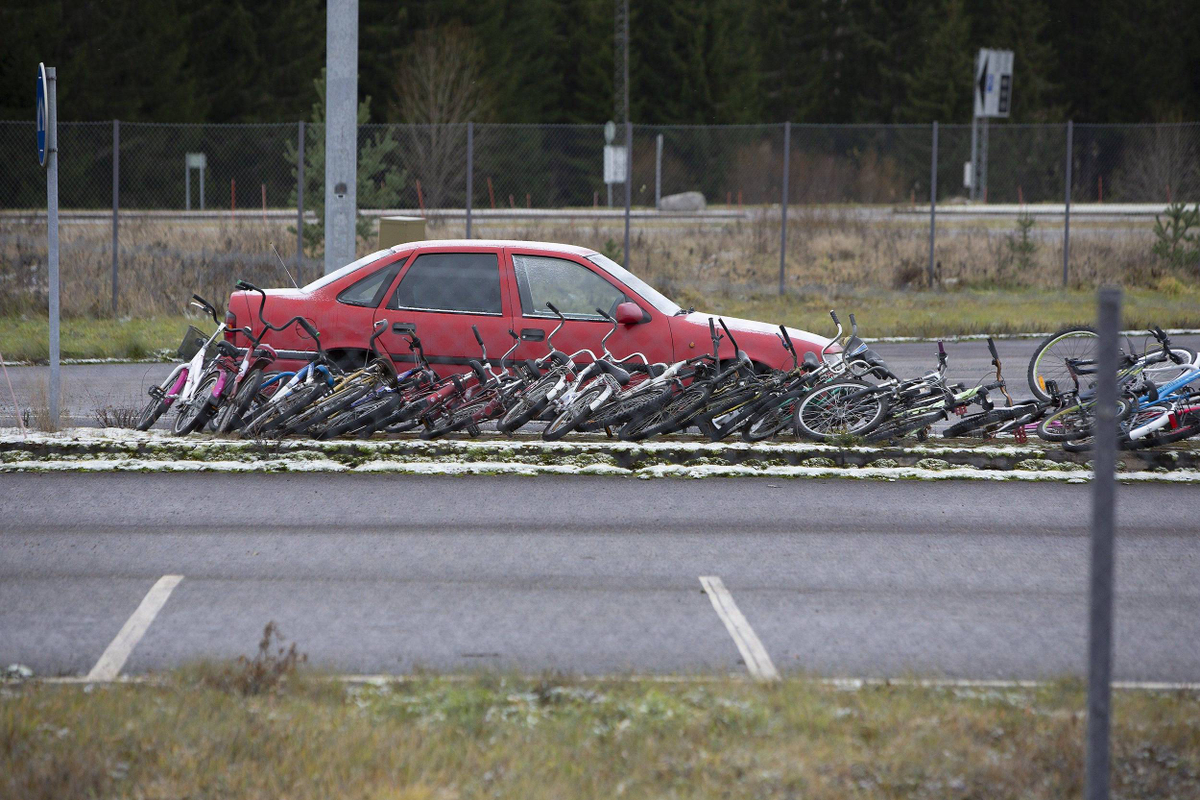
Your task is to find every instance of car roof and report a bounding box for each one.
[394,239,599,257]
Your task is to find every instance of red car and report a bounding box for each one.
[224,240,832,375]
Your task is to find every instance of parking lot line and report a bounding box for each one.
[86,575,183,681]
[699,575,779,681]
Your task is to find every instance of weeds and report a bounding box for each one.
[92,404,140,428]
[196,621,307,696]
[1152,201,1200,273]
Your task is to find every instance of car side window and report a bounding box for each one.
[512,254,626,319]
[387,253,502,314]
[336,259,405,308]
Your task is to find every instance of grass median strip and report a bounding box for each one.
[3,668,1197,799]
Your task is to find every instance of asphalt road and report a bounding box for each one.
[6,335,1198,428]
[1,474,1196,681]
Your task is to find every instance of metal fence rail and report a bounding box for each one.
[1,120,1198,316]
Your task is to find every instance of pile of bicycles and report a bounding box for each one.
[136,280,1200,451]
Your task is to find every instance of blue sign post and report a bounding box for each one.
[39,61,61,427]
[36,63,47,167]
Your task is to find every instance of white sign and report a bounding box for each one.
[604,145,627,184]
[185,152,206,169]
[974,48,1013,118]
[963,161,973,189]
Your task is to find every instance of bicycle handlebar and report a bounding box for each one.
[472,325,484,346]
[829,309,840,326]
[986,337,999,362]
[849,313,857,337]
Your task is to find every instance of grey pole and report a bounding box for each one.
[111,119,119,316]
[928,121,938,287]
[980,117,989,201]
[969,116,978,202]
[199,164,204,210]
[297,120,305,283]
[324,0,359,274]
[654,133,662,210]
[778,121,790,295]
[185,162,191,211]
[623,120,632,269]
[1064,120,1073,287]
[466,121,474,238]
[1086,285,1120,800]
[46,67,60,429]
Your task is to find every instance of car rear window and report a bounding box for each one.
[387,253,502,314]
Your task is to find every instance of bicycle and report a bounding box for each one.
[135,294,243,434]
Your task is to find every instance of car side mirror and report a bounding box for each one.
[615,301,646,326]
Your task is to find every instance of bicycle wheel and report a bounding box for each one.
[135,392,170,431]
[214,368,265,434]
[619,381,711,440]
[172,372,220,435]
[794,380,887,441]
[695,386,763,440]
[497,372,559,434]
[421,399,489,439]
[1038,399,1130,443]
[1141,346,1198,384]
[284,382,371,436]
[1028,326,1096,401]
[320,392,401,439]
[543,385,605,441]
[866,408,946,443]
[942,405,1029,439]
[578,383,672,432]
[245,382,329,435]
[741,392,803,442]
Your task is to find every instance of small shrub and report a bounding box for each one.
[198,621,307,696]
[93,404,140,428]
[1151,202,1200,273]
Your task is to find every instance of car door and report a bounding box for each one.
[504,249,674,368]
[373,247,516,376]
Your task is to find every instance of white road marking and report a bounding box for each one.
[699,575,779,681]
[87,575,183,681]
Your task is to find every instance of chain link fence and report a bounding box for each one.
[2,119,1198,316]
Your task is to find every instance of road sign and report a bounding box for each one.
[36,62,47,166]
[185,152,206,169]
[604,145,627,184]
[974,49,1013,118]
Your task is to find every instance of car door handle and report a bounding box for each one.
[520,328,545,342]
[392,322,416,334]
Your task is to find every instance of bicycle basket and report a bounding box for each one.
[177,326,209,360]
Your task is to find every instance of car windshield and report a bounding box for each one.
[585,253,681,315]
[301,250,393,292]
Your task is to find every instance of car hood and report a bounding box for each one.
[678,311,838,351]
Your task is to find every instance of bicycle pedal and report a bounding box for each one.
[1015,426,1027,443]
[148,385,166,400]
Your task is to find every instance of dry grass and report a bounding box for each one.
[2,212,1197,352]
[2,669,1197,799]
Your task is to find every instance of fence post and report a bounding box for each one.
[297,120,305,284]
[1064,120,1073,287]
[1086,285,1120,800]
[185,160,191,211]
[111,119,119,316]
[779,121,790,295]
[655,133,662,210]
[624,120,632,269]
[928,121,938,287]
[466,121,474,238]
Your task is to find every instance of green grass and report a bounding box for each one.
[2,284,1197,363]
[674,285,1200,339]
[4,667,1198,800]
[0,315,193,362]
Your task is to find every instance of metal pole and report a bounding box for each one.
[466,121,474,238]
[779,121,790,295]
[111,119,119,316]
[200,165,205,210]
[654,133,662,210]
[980,117,989,202]
[325,0,359,274]
[297,120,305,283]
[623,0,629,126]
[1064,120,1073,287]
[928,121,938,287]
[623,120,632,269]
[185,163,191,211]
[1086,285,1120,800]
[46,67,60,429]
[969,116,978,201]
